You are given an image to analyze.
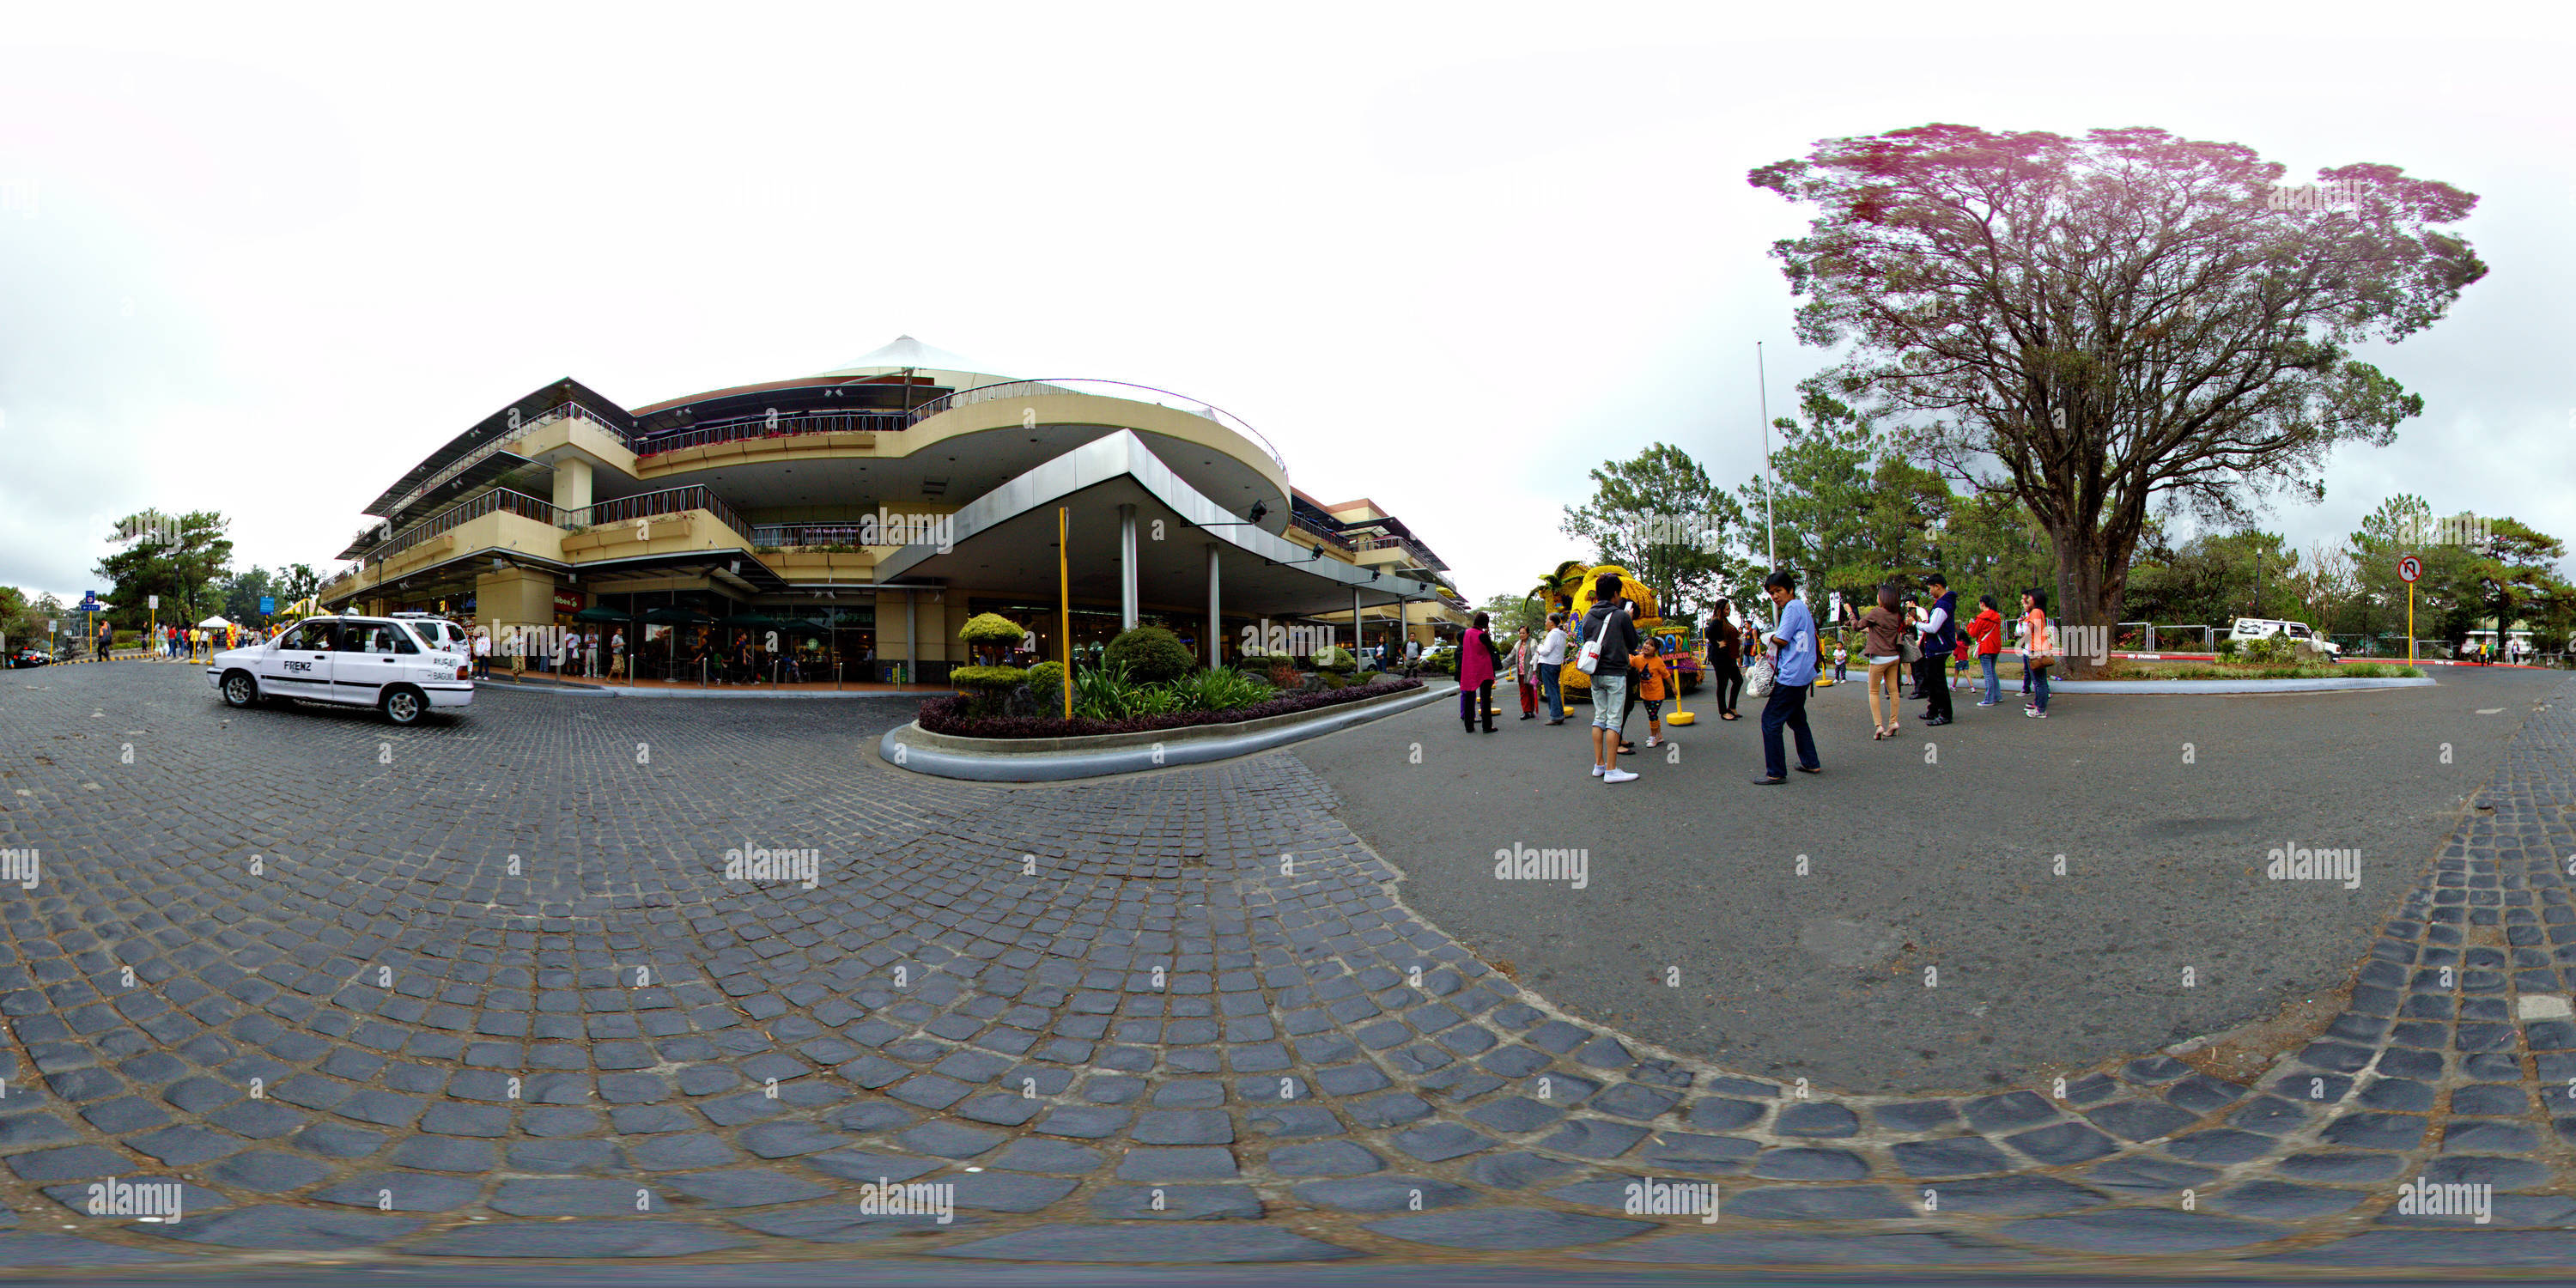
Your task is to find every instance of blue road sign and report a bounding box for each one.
[259,595,276,615]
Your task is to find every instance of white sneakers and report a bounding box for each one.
[1591,764,1605,777]
[1602,769,1638,784]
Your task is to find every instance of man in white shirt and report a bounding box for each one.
[472,629,492,680]
[1534,611,1570,724]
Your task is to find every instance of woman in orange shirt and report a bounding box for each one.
[2020,589,2055,719]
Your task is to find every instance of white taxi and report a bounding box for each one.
[209,616,474,726]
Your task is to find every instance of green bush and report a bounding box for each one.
[1025,660,1066,696]
[1104,625,1193,683]
[1164,667,1274,712]
[959,612,1027,649]
[1315,645,1354,673]
[949,665,1027,691]
[2236,634,2297,665]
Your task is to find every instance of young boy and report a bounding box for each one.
[1637,637,1674,748]
[1832,641,1849,683]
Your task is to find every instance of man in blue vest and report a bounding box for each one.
[1916,574,1959,726]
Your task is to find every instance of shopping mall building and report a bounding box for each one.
[317,338,1470,682]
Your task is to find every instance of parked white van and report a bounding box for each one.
[2227,617,2341,659]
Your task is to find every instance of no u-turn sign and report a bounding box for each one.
[2398,555,2423,583]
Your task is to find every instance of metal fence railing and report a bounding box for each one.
[905,378,1288,474]
[376,489,560,562]
[631,410,908,459]
[568,485,756,547]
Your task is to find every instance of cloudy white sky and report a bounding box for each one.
[2,3,2568,610]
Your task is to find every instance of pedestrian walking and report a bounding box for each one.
[1968,595,2005,706]
[1582,574,1644,783]
[1751,570,1822,784]
[1509,626,1539,720]
[1534,613,1571,724]
[472,628,492,679]
[1459,612,1499,734]
[2022,589,2056,717]
[1707,601,1744,720]
[1916,574,1958,726]
[610,628,628,680]
[507,626,526,677]
[1859,585,1907,740]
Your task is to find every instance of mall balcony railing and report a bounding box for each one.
[1354,532,1443,569]
[748,523,884,549]
[565,485,756,547]
[374,488,562,562]
[907,379,1288,475]
[380,403,633,519]
[1289,510,1354,550]
[631,410,909,459]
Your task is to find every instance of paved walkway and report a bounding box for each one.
[0,665,2567,1274]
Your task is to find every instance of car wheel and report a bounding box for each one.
[221,671,258,708]
[380,686,426,726]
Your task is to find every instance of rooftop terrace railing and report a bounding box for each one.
[631,410,910,459]
[907,379,1287,474]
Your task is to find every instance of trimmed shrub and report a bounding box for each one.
[960,612,1027,648]
[920,675,1423,738]
[949,665,1028,692]
[1315,645,1354,673]
[1024,660,1066,696]
[1104,625,1193,683]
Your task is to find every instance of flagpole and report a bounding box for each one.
[1758,342,1775,570]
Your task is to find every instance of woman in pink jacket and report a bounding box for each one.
[1459,611,1499,734]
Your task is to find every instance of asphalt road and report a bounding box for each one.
[1294,668,2567,1096]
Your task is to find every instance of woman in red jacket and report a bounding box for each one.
[1966,595,2005,708]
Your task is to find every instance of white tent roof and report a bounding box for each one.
[197,615,234,628]
[815,335,1005,381]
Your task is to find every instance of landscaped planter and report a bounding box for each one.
[884,680,1445,781]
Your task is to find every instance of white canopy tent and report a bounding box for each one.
[197,615,234,629]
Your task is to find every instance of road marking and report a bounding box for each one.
[2518,994,2572,1021]
[2476,708,2505,714]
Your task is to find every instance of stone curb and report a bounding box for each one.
[2044,677,2438,694]
[882,684,1457,781]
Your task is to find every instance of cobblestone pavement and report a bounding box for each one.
[0,664,2567,1274]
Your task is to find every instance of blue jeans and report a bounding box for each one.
[1979,653,1999,704]
[1538,665,1564,720]
[2029,661,2051,711]
[1760,682,1819,779]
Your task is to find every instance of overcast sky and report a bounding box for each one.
[3,3,2568,612]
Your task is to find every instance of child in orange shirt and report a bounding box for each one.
[1636,637,1674,748]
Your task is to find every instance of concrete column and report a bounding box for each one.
[904,589,917,685]
[1118,504,1139,630]
[1206,544,1222,668]
[1352,586,1363,655]
[1397,596,1407,647]
[551,457,595,519]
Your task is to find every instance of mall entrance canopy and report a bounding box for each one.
[874,430,1443,659]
